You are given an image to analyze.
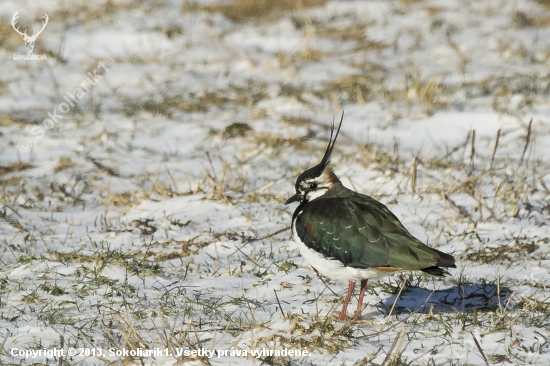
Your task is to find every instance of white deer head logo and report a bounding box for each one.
[11,11,49,54]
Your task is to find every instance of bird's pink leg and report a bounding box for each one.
[353,279,368,320]
[337,281,355,320]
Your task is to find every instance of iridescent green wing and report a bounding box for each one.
[295,194,455,271]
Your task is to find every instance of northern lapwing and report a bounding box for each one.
[285,114,456,320]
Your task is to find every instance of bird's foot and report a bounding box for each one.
[336,310,348,321]
[334,310,362,321]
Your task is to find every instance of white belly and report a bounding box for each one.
[292,221,392,282]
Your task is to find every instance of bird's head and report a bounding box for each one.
[285,113,343,205]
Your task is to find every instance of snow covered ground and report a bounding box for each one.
[1,0,550,364]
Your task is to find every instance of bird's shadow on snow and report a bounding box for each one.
[379,283,515,315]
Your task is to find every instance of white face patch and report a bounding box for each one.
[298,175,332,202]
[305,188,328,201]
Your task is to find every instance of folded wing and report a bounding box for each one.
[295,194,456,275]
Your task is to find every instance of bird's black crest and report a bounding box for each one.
[299,112,344,181]
[319,111,344,170]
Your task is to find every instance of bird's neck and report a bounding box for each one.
[323,168,342,186]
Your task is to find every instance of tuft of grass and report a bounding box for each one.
[53,157,79,173]
[464,241,540,263]
[534,0,550,8]
[0,162,33,176]
[278,83,310,104]
[0,21,26,50]
[281,115,315,127]
[119,93,192,118]
[203,0,329,23]
[314,75,375,105]
[262,313,355,356]
[223,122,253,139]
[119,83,268,118]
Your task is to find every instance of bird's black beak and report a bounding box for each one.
[284,193,300,205]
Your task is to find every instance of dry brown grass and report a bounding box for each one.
[315,24,369,44]
[0,21,26,50]
[202,0,329,23]
[315,75,376,106]
[534,0,550,8]
[277,47,328,68]
[0,162,34,176]
[281,115,315,127]
[53,157,80,173]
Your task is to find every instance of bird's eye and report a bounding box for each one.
[309,183,318,189]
